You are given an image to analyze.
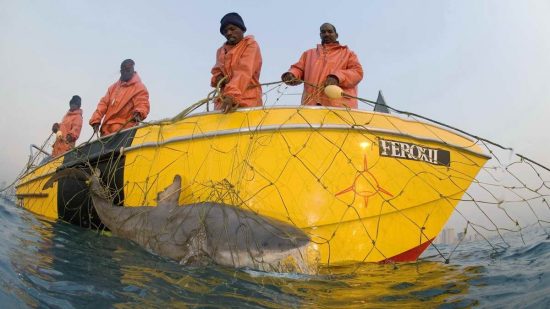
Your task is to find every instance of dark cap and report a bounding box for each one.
[121,59,135,67]
[220,12,246,34]
[70,95,81,106]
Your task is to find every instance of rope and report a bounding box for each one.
[0,133,54,193]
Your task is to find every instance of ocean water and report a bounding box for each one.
[1,196,549,308]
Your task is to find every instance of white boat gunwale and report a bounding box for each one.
[125,122,490,160]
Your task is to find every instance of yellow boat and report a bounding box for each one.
[15,106,489,266]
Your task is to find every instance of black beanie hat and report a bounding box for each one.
[70,95,81,107]
[220,12,246,34]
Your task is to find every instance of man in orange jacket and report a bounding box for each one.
[211,12,263,113]
[52,95,83,157]
[282,23,363,108]
[89,59,150,136]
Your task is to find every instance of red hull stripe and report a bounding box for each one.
[380,238,434,263]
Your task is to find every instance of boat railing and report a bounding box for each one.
[25,144,51,171]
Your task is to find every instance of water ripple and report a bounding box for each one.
[0,199,549,308]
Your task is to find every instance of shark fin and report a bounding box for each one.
[156,175,182,208]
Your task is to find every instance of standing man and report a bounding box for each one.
[282,23,363,108]
[211,12,263,113]
[52,95,83,157]
[89,59,150,136]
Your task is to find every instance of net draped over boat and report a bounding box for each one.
[10,81,550,273]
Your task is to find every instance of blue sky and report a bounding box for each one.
[1,0,550,185]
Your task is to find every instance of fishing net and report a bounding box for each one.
[9,81,550,274]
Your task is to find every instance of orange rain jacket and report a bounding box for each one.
[52,108,83,157]
[211,35,263,109]
[89,73,150,136]
[287,43,363,108]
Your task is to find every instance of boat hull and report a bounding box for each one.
[16,107,489,266]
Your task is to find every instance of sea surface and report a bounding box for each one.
[0,196,549,308]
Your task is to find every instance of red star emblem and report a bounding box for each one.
[335,155,393,209]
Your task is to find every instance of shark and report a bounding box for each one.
[45,168,319,274]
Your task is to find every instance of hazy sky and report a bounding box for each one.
[1,0,549,186]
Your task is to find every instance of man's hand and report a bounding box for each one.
[221,96,238,114]
[325,75,339,86]
[52,123,59,133]
[66,134,75,143]
[133,112,142,123]
[282,72,302,86]
[215,75,228,88]
[91,123,100,133]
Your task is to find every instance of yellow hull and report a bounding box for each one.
[16,157,63,219]
[16,107,489,265]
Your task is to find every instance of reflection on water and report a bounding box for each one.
[0,197,548,308]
